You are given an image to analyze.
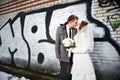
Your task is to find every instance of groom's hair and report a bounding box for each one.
[66,15,78,23]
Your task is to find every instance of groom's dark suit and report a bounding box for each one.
[55,24,77,80]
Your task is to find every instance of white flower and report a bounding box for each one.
[62,38,75,48]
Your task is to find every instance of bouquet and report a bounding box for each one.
[62,38,75,57]
[62,38,75,48]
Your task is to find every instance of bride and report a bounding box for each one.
[71,21,96,80]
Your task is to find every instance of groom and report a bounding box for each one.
[55,15,78,80]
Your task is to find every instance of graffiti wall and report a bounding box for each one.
[0,0,120,80]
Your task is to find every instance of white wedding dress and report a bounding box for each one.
[71,24,96,80]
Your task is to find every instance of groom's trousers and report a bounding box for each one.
[59,61,72,80]
[59,53,73,80]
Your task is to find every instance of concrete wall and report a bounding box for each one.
[0,0,120,80]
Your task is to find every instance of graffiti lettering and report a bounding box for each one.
[8,47,17,66]
[98,0,120,31]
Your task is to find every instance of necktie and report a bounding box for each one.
[69,28,71,38]
[69,29,73,62]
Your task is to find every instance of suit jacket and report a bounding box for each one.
[55,24,77,62]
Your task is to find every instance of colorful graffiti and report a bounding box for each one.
[98,0,120,31]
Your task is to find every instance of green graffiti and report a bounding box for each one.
[111,20,120,26]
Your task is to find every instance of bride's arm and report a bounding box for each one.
[71,47,88,54]
[86,24,94,52]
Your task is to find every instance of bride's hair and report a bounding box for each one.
[78,21,88,31]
